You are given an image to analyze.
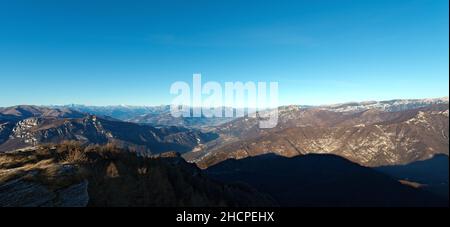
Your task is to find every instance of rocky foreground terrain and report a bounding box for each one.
[0,143,274,207]
[0,142,446,207]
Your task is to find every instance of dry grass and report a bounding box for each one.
[60,148,88,164]
[0,141,91,189]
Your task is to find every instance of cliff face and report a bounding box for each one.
[0,143,275,207]
[0,148,89,207]
[0,178,89,207]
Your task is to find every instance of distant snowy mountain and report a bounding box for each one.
[50,105,238,128]
[45,97,449,128]
[50,104,170,121]
[317,97,449,113]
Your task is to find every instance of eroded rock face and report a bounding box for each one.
[0,150,89,207]
[0,178,55,207]
[55,180,89,207]
[0,122,14,144]
[188,104,449,168]
[0,178,88,207]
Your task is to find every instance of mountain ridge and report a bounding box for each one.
[187,103,449,168]
[1,106,218,155]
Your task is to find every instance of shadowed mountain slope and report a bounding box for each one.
[376,154,449,199]
[205,153,448,207]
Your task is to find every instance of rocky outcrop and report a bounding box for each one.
[55,180,89,207]
[0,147,90,207]
[0,178,56,207]
[0,174,88,207]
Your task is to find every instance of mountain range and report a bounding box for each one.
[49,97,448,122]
[0,105,217,154]
[50,104,236,128]
[0,97,448,206]
[186,100,449,168]
[2,97,448,169]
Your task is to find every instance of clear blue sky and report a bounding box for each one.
[0,0,448,106]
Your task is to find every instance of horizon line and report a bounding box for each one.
[1,96,448,108]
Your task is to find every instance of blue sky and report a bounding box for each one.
[0,0,448,106]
